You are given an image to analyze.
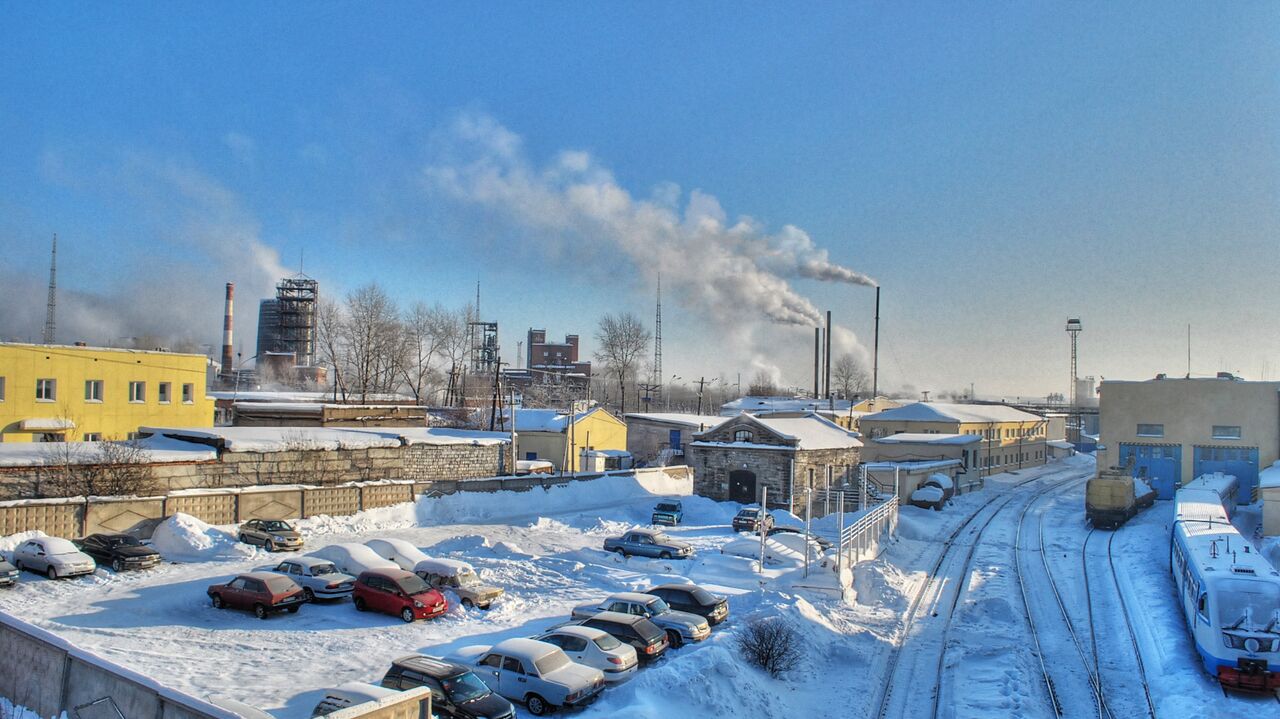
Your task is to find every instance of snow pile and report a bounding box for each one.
[0,530,46,560]
[299,503,416,536]
[925,473,953,490]
[1263,537,1280,571]
[490,541,528,557]
[149,513,255,562]
[416,472,690,525]
[911,485,945,504]
[429,534,491,554]
[0,698,63,719]
[677,495,741,526]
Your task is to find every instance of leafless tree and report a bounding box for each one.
[747,371,779,396]
[594,312,651,414]
[832,353,871,399]
[316,299,350,401]
[397,301,466,403]
[736,617,803,678]
[37,438,159,498]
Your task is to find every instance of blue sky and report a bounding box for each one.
[1,3,1277,397]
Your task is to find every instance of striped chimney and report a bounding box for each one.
[221,283,234,371]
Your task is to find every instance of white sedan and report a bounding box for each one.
[364,538,430,571]
[531,625,638,683]
[306,543,397,577]
[13,537,96,579]
[260,556,356,601]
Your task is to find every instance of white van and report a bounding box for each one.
[414,557,505,609]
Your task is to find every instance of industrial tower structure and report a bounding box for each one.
[42,235,56,345]
[1066,317,1082,406]
[652,275,662,404]
[256,276,319,366]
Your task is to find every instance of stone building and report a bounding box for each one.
[685,412,861,514]
[623,413,725,466]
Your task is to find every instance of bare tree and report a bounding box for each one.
[397,301,463,403]
[594,312,651,414]
[38,438,159,498]
[343,283,402,401]
[736,617,803,678]
[747,371,778,396]
[832,353,871,399]
[316,299,350,401]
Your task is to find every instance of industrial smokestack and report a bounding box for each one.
[872,287,880,400]
[824,310,832,399]
[221,282,235,372]
[813,327,821,398]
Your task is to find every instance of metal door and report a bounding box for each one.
[1118,444,1181,500]
[728,470,757,504]
[1193,446,1258,504]
[669,429,682,451]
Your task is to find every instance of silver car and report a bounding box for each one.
[238,519,304,552]
[13,537,96,579]
[450,638,605,716]
[0,559,18,587]
[261,556,356,601]
[571,591,710,647]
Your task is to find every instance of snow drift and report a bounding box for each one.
[150,513,255,562]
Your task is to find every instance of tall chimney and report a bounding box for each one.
[813,327,821,398]
[872,286,880,400]
[824,310,832,399]
[221,283,235,371]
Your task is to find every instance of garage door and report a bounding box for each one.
[1193,446,1258,505]
[1118,444,1181,500]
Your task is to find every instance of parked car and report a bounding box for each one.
[352,568,447,623]
[238,519,304,552]
[415,557,504,610]
[449,638,605,716]
[531,625,638,683]
[643,583,729,626]
[207,571,306,619]
[766,525,834,551]
[571,592,709,648]
[602,528,693,559]
[13,537,95,579]
[909,484,946,511]
[0,559,18,588]
[380,654,516,719]
[571,611,669,663]
[731,507,774,534]
[74,533,161,572]
[365,538,431,571]
[308,543,399,576]
[261,556,356,601]
[650,500,683,526]
[311,682,399,717]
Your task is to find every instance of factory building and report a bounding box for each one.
[858,402,1048,477]
[253,276,322,387]
[0,342,215,443]
[525,328,591,378]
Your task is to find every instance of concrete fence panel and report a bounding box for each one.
[303,486,361,518]
[0,500,82,539]
[238,488,304,522]
[84,497,166,536]
[327,687,430,719]
[165,493,236,526]
[65,657,166,719]
[360,483,414,510]
[0,620,67,717]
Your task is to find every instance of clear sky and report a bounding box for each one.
[1,3,1277,398]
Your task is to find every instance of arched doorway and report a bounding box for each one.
[728,470,757,504]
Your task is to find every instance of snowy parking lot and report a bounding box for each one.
[2,457,1278,719]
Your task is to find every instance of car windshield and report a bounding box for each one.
[592,633,621,650]
[260,521,292,532]
[656,503,679,512]
[1217,579,1280,631]
[737,509,757,518]
[311,563,339,576]
[651,533,671,544]
[106,536,141,547]
[442,672,490,703]
[396,574,433,595]
[534,651,570,675]
[647,597,671,614]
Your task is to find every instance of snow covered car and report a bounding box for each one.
[307,543,398,576]
[415,557,504,609]
[602,528,693,559]
[380,654,517,719]
[365,538,431,571]
[207,571,306,619]
[643,583,729,626]
[923,473,955,501]
[352,568,447,623]
[449,638,605,716]
[731,507,774,534]
[910,484,946,511]
[74,533,161,572]
[237,519,304,552]
[650,500,683,526]
[766,525,834,551]
[0,559,18,588]
[13,537,95,579]
[531,625,639,683]
[311,682,398,717]
[261,556,356,601]
[571,592,709,647]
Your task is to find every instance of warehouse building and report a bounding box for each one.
[513,407,627,472]
[858,402,1048,477]
[1097,375,1280,502]
[623,412,725,466]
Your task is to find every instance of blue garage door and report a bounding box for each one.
[1118,444,1182,500]
[1193,446,1258,505]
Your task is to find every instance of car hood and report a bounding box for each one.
[660,539,693,551]
[0,561,15,572]
[115,545,159,559]
[547,662,603,690]
[456,690,513,716]
[658,609,706,628]
[52,551,94,566]
[268,530,302,540]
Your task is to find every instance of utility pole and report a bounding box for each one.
[872,286,880,400]
[758,486,768,573]
[43,234,57,345]
[695,377,707,415]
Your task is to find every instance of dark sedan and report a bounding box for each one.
[643,583,729,626]
[74,533,162,572]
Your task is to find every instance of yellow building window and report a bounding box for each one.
[83,433,102,442]
[129,381,146,403]
[182,383,194,404]
[36,378,56,402]
[0,376,5,401]
[85,380,103,403]
[158,382,171,404]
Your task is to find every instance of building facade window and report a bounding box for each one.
[129,381,146,403]
[182,383,194,404]
[36,378,56,402]
[1136,423,1164,438]
[83,433,102,442]
[0,376,5,401]
[733,430,753,443]
[1211,425,1241,440]
[158,382,171,404]
[85,380,103,402]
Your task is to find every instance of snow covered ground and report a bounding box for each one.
[2,456,1278,719]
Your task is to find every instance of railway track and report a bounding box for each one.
[1080,528,1158,719]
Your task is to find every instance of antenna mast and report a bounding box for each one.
[43,234,57,344]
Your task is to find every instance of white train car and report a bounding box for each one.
[1171,476,1280,691]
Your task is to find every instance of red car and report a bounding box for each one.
[352,568,448,623]
[207,571,306,619]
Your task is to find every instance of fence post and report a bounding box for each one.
[837,490,845,584]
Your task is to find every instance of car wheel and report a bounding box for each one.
[254,603,269,619]
[353,596,367,612]
[111,559,124,572]
[303,587,315,602]
[287,605,300,613]
[265,540,275,552]
[659,551,672,560]
[666,629,683,649]
[525,694,549,716]
[238,534,248,544]
[400,607,416,623]
[461,598,474,610]
[614,548,627,558]
[211,594,224,609]
[46,566,57,580]
[13,560,22,572]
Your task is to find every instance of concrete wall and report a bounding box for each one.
[1098,377,1280,488]
[1262,486,1280,537]
[327,688,431,719]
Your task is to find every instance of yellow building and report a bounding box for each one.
[0,343,215,443]
[858,401,1048,477]
[514,407,628,472]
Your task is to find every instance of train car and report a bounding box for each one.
[1086,460,1155,529]
[1171,480,1280,691]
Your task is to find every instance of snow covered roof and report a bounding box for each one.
[719,396,854,416]
[861,402,1043,425]
[873,433,981,446]
[18,418,76,431]
[747,413,862,450]
[1047,440,1075,450]
[385,428,511,447]
[863,459,963,472]
[0,435,218,468]
[209,390,416,403]
[623,413,727,430]
[141,426,510,452]
[1260,461,1280,490]
[513,406,613,432]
